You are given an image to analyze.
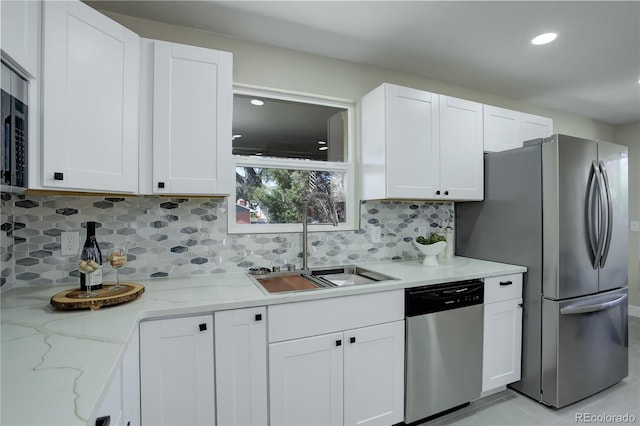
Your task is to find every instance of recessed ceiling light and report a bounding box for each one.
[250,99,264,106]
[318,146,329,151]
[531,32,557,45]
[318,141,327,145]
[232,134,242,140]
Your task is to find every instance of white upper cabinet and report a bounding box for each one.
[361,83,483,201]
[139,39,233,195]
[1,0,40,78]
[361,84,438,200]
[439,95,484,200]
[41,0,139,193]
[483,105,520,153]
[519,112,553,143]
[484,105,553,152]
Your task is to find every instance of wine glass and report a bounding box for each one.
[107,245,127,291]
[77,246,101,298]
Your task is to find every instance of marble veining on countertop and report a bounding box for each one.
[0,257,526,426]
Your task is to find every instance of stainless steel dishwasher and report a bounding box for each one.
[405,280,484,424]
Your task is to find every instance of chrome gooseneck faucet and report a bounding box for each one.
[302,192,339,270]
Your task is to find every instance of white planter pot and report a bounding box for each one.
[413,240,447,266]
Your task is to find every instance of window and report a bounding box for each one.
[229,88,355,234]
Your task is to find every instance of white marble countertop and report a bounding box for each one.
[0,256,525,426]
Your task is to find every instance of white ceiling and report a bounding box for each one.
[87,1,640,126]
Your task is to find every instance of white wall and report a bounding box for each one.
[101,10,616,142]
[616,122,640,310]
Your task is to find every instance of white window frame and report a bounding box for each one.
[229,86,356,234]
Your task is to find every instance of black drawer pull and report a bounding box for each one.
[199,323,207,331]
[158,181,165,189]
[499,281,513,286]
[255,313,262,321]
[436,190,441,195]
[444,190,449,196]
[95,415,111,426]
[349,337,356,344]
[336,339,342,347]
[54,172,64,180]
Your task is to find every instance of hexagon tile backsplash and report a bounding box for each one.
[0,192,454,290]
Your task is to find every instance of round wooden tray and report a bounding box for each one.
[50,282,145,311]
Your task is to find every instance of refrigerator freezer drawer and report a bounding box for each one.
[541,288,628,408]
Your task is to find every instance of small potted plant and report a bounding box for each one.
[413,233,447,266]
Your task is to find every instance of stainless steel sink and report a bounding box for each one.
[249,265,398,294]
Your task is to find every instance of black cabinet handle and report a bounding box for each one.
[336,339,342,347]
[54,172,64,181]
[444,190,449,196]
[349,337,356,344]
[499,281,513,286]
[199,323,207,331]
[519,303,524,308]
[255,313,262,321]
[158,182,165,189]
[95,415,111,426]
[436,190,441,195]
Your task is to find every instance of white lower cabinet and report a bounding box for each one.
[268,291,405,426]
[91,329,140,426]
[270,332,345,426]
[140,314,215,426]
[92,364,124,426]
[270,321,405,426]
[122,329,141,426]
[482,274,524,392]
[214,307,268,426]
[343,321,405,426]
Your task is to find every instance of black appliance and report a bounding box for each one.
[1,61,28,188]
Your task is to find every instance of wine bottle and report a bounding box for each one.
[80,221,103,290]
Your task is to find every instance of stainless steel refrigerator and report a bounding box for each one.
[457,134,629,408]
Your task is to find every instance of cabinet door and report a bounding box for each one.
[483,105,520,152]
[519,113,553,143]
[140,315,215,426]
[122,328,140,426]
[1,0,40,77]
[344,321,405,426]
[90,365,123,426]
[42,0,139,193]
[215,307,268,426]
[152,40,233,195]
[439,95,483,200]
[385,84,440,199]
[269,333,344,426]
[482,299,523,392]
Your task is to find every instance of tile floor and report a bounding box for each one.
[420,316,640,425]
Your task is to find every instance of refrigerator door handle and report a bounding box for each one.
[560,294,627,315]
[590,161,607,269]
[598,161,613,267]
[586,161,599,268]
